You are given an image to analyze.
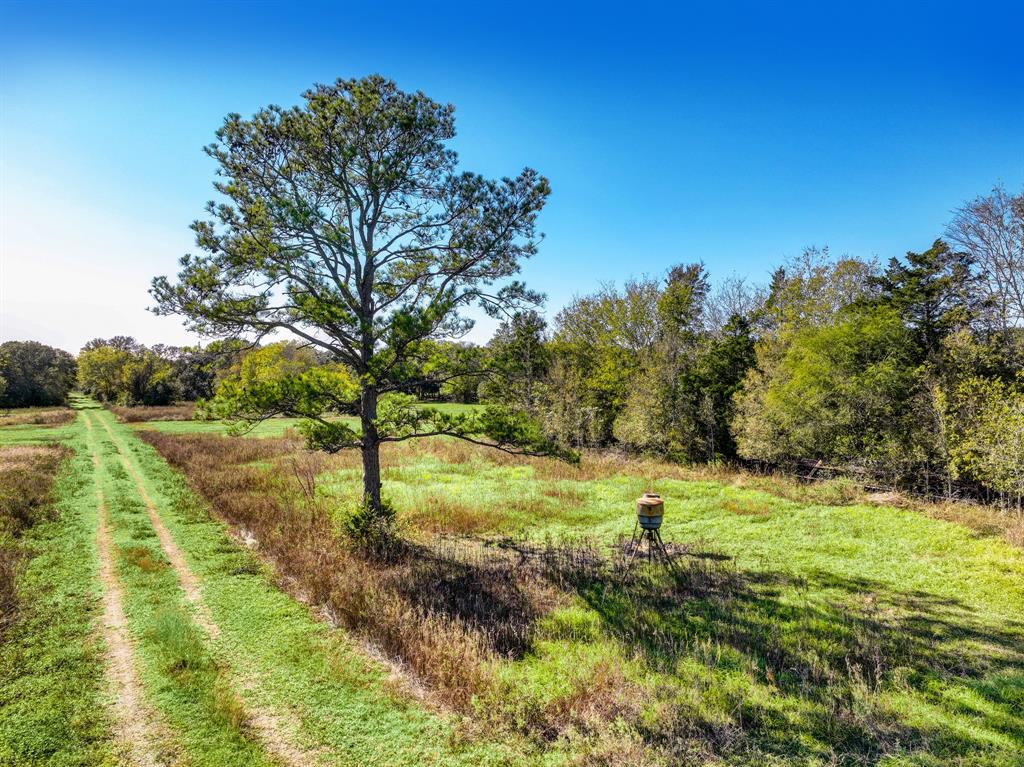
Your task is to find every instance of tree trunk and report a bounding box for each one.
[360,385,383,514]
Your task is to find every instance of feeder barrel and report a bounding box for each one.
[635,493,664,530]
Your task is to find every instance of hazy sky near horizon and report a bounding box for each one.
[2,0,1022,354]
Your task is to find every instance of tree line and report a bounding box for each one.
[145,75,1024,518]
[6,76,1021,514]
[479,186,1023,505]
[3,184,1021,508]
[0,337,245,410]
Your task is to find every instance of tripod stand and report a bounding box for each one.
[625,521,675,570]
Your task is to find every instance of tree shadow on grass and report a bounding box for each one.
[535,541,1024,765]
[385,538,547,657]
[371,533,1023,762]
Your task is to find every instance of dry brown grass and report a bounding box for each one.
[120,544,167,573]
[403,491,506,535]
[0,443,70,635]
[540,484,587,506]
[892,495,1024,548]
[109,403,196,422]
[390,437,477,465]
[721,497,771,516]
[140,431,523,709]
[0,408,75,427]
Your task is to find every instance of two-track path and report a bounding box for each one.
[84,405,314,767]
[84,411,169,767]
[79,401,513,767]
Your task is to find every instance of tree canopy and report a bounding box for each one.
[152,75,568,514]
[0,341,76,408]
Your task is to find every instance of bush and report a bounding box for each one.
[342,497,398,554]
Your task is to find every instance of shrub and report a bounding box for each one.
[342,497,398,554]
[0,409,75,427]
[0,445,69,635]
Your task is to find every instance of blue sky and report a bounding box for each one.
[2,0,1022,352]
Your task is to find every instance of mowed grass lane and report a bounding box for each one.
[87,404,525,767]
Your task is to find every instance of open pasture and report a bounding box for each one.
[135,412,1024,766]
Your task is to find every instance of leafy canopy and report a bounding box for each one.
[152,76,549,373]
[152,76,570,464]
[0,341,76,408]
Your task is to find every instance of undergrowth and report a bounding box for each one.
[109,403,196,423]
[0,444,71,635]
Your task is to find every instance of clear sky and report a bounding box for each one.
[2,0,1022,353]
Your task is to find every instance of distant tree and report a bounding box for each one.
[947,185,1024,348]
[690,313,756,459]
[733,304,919,472]
[81,335,142,353]
[610,263,755,461]
[77,344,178,405]
[77,346,133,402]
[704,274,766,335]
[550,278,661,444]
[943,373,1024,507]
[480,310,549,415]
[0,341,76,408]
[872,239,979,362]
[121,349,177,406]
[546,266,758,459]
[152,75,566,517]
[424,342,486,403]
[614,264,708,455]
[762,248,879,334]
[203,342,357,422]
[173,340,248,401]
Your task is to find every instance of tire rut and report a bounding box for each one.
[84,412,173,767]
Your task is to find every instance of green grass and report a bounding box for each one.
[313,446,1024,765]
[0,409,115,766]
[93,406,532,766]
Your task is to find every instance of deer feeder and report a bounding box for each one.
[636,492,664,530]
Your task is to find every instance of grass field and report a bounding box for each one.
[1,401,522,766]
[127,401,481,438]
[2,401,1023,766]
